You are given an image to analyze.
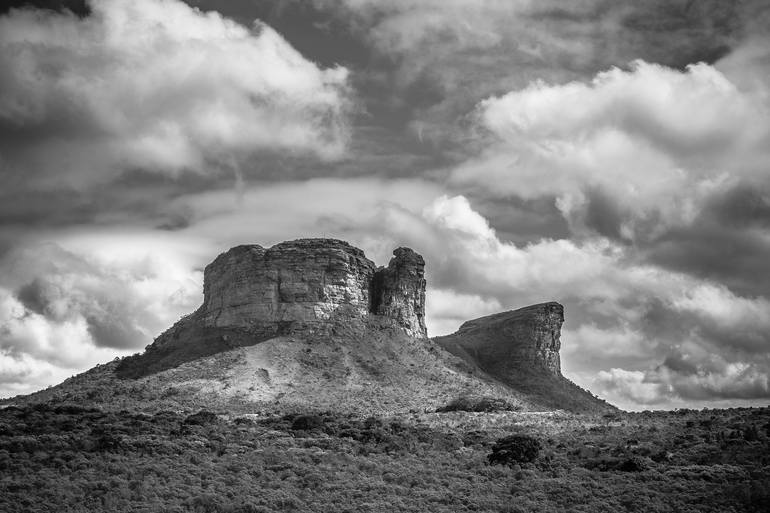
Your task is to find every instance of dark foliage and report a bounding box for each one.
[436,396,518,413]
[583,456,648,472]
[290,414,324,431]
[488,434,542,466]
[0,404,769,512]
[184,410,219,426]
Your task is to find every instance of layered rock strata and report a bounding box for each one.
[444,302,564,375]
[118,239,428,377]
[434,302,612,412]
[371,248,428,338]
[196,239,427,338]
[200,240,377,332]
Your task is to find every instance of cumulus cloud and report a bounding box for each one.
[425,289,502,337]
[0,0,351,189]
[595,368,667,408]
[595,356,770,411]
[453,60,770,241]
[0,239,202,397]
[318,0,755,148]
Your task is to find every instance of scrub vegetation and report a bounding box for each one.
[1,404,768,512]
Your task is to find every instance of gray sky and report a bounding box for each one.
[1,0,769,410]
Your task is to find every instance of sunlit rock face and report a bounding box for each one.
[200,240,377,330]
[197,239,427,338]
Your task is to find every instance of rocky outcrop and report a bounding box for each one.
[196,239,428,338]
[200,240,377,334]
[434,302,613,413]
[445,302,564,375]
[117,239,428,378]
[371,248,427,338]
[113,238,613,412]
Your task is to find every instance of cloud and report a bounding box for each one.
[378,195,770,408]
[453,60,770,240]
[595,356,770,411]
[0,0,351,190]
[425,289,502,337]
[0,240,203,397]
[316,0,757,149]
[595,368,667,407]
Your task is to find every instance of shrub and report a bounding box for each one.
[290,415,324,432]
[583,456,648,472]
[488,435,541,466]
[184,411,219,426]
[437,396,517,413]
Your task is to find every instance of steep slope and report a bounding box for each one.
[17,316,541,415]
[434,303,614,413]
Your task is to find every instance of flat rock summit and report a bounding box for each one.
[11,239,613,414]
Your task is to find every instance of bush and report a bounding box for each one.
[437,396,517,413]
[583,456,648,472]
[184,411,219,426]
[488,435,541,466]
[290,415,324,432]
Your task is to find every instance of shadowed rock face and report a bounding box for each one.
[449,302,564,375]
[372,248,428,339]
[117,239,428,377]
[434,302,612,413]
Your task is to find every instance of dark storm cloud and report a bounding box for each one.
[0,1,90,17]
[1,242,201,353]
[644,185,770,298]
[465,195,571,246]
[184,0,373,69]
[583,189,626,241]
[709,185,770,228]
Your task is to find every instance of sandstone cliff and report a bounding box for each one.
[103,238,614,413]
[117,239,427,377]
[371,248,427,339]
[443,302,564,375]
[434,302,612,413]
[199,240,376,334]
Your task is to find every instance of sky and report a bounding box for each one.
[1,0,769,411]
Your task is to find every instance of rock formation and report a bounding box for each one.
[117,239,428,377]
[435,302,612,412]
[371,248,428,339]
[28,237,614,413]
[199,240,378,335]
[441,302,564,375]
[196,239,427,337]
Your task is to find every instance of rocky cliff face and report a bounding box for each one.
[63,238,614,412]
[371,248,428,339]
[118,239,428,378]
[448,302,563,375]
[434,302,612,413]
[198,239,427,338]
[200,240,377,334]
